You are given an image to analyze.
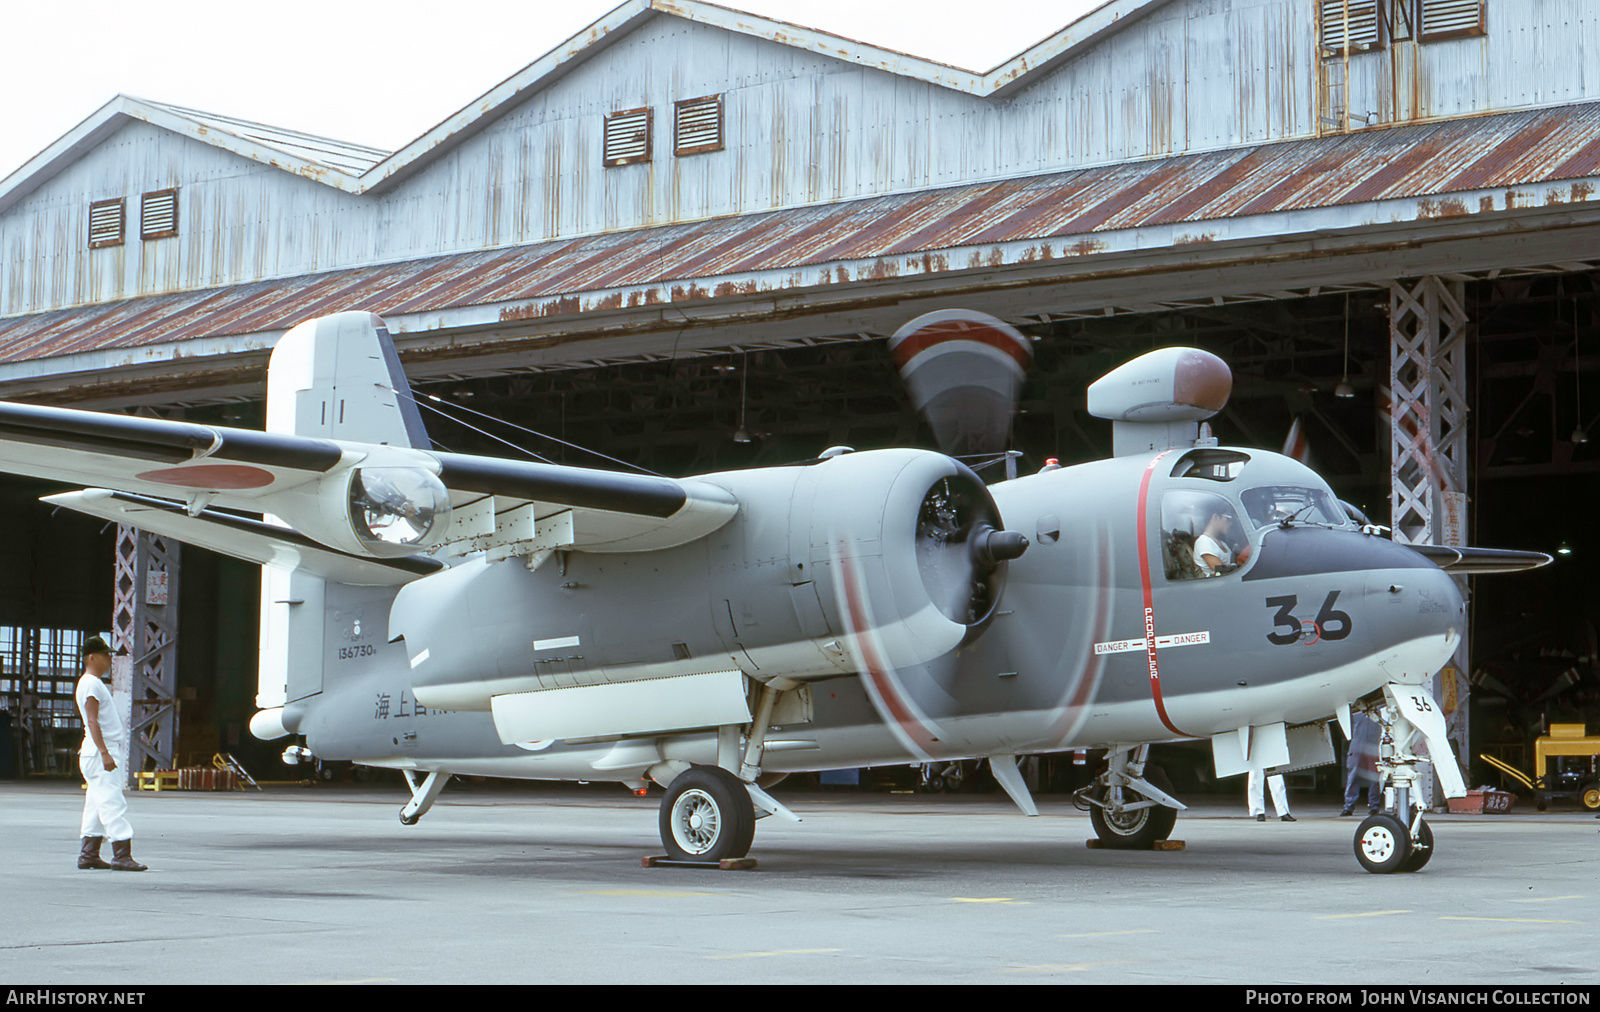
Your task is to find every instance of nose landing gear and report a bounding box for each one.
[1352,684,1458,874]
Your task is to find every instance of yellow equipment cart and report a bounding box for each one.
[1480,724,1600,811]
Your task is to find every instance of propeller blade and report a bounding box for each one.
[890,309,1032,459]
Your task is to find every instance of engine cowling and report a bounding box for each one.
[794,449,1026,671]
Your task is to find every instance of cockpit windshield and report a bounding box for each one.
[1240,485,1347,529]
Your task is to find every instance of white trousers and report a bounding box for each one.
[79,752,133,842]
[1247,771,1289,817]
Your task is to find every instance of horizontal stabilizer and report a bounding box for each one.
[45,489,443,586]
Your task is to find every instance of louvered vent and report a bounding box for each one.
[603,108,652,167]
[88,198,125,249]
[141,189,178,240]
[1319,0,1383,55]
[1419,0,1485,41]
[674,95,723,156]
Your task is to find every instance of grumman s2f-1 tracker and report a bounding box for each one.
[0,310,1547,872]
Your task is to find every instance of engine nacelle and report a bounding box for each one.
[793,449,1023,672]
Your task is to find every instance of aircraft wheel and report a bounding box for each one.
[660,766,755,862]
[1354,813,1412,874]
[1580,783,1600,811]
[399,811,420,826]
[1398,819,1434,873]
[1089,797,1177,849]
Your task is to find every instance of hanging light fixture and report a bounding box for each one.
[1573,295,1588,444]
[732,352,752,443]
[1334,293,1355,398]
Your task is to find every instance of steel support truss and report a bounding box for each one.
[112,525,179,784]
[1388,276,1471,806]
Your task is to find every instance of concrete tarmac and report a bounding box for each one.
[1,780,1595,986]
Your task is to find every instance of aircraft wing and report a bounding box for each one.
[46,489,444,586]
[0,400,736,560]
[1405,544,1552,574]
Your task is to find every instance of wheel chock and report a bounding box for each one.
[642,855,759,870]
[1085,839,1185,851]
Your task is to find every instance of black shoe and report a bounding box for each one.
[1256,814,1266,821]
[1340,808,1353,816]
[1281,814,1297,822]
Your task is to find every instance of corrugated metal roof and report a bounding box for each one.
[4,101,1599,371]
[140,100,391,176]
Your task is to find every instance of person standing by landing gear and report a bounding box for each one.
[74,636,146,871]
[1247,770,1296,822]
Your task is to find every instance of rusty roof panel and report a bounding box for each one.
[5,102,1600,370]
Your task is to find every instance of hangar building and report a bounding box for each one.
[2,0,1597,799]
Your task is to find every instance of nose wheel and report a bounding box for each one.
[1353,813,1434,873]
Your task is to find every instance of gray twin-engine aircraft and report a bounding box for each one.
[0,310,1547,872]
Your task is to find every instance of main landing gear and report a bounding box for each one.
[650,680,801,864]
[1075,744,1185,849]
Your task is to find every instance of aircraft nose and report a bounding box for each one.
[1364,545,1465,683]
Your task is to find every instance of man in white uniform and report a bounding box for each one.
[74,636,146,871]
[1247,770,1296,822]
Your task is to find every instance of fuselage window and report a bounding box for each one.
[1240,485,1346,529]
[1169,449,1250,481]
[1161,490,1252,581]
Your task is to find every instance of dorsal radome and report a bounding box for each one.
[1086,348,1232,456]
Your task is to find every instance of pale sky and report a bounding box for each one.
[1,0,1105,182]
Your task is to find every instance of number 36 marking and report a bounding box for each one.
[1265,591,1353,645]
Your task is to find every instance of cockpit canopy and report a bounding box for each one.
[1159,449,1352,582]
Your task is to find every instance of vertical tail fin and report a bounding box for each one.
[266,311,430,448]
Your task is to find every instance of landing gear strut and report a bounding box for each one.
[1076,745,1184,849]
[399,770,450,825]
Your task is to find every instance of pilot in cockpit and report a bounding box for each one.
[1193,509,1251,576]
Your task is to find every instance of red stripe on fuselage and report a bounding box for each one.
[1134,450,1196,739]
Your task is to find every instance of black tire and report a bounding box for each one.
[1354,813,1412,873]
[1089,797,1178,849]
[659,766,756,862]
[1398,819,1434,873]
